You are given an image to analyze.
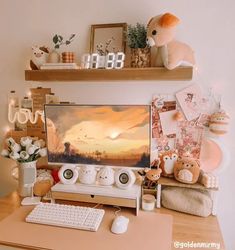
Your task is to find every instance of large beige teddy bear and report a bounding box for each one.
[147,13,195,70]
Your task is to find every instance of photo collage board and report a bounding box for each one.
[151,84,216,165]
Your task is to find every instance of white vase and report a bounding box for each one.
[18,160,37,197]
[48,50,60,63]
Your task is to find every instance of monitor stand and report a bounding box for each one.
[51,182,141,215]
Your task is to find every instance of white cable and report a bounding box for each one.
[113,206,121,216]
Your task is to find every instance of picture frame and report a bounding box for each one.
[90,23,127,55]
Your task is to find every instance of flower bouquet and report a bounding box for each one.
[1,136,47,200]
[1,136,47,162]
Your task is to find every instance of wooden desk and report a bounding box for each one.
[0,192,225,250]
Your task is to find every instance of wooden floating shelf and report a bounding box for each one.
[158,177,218,191]
[25,67,193,82]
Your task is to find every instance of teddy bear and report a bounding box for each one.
[147,12,195,70]
[30,46,49,70]
[140,168,162,189]
[174,157,200,184]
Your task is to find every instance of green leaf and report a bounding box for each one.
[53,35,59,44]
[69,34,76,40]
[58,35,63,42]
[65,40,71,45]
[55,44,60,49]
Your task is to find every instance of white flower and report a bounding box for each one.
[19,151,29,160]
[1,149,9,157]
[10,143,21,153]
[9,152,20,160]
[27,145,39,155]
[33,139,45,148]
[20,137,33,147]
[6,137,15,146]
[39,147,47,157]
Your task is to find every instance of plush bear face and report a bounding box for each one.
[146,168,162,182]
[147,13,180,47]
[174,157,200,184]
[159,150,178,177]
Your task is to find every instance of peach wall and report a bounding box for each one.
[0,0,235,249]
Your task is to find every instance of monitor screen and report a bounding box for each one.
[44,104,150,168]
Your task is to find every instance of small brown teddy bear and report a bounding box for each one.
[174,157,200,184]
[142,168,162,189]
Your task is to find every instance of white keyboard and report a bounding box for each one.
[25,203,105,232]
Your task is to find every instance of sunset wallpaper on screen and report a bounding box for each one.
[45,105,150,167]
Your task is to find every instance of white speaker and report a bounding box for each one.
[58,165,78,185]
[114,169,136,189]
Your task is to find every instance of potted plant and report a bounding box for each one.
[48,34,76,63]
[127,23,150,68]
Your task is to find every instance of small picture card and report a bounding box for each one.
[159,110,178,136]
[176,84,208,121]
[176,121,204,160]
[152,94,177,138]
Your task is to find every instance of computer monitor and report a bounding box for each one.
[44,104,150,168]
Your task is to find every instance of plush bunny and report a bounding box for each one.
[147,13,195,70]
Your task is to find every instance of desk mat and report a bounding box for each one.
[0,206,172,250]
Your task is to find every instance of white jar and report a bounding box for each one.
[142,194,156,211]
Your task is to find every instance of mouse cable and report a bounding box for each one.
[92,203,102,209]
[113,205,121,216]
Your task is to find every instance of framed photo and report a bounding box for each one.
[90,23,127,55]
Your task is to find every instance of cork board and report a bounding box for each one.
[0,206,172,250]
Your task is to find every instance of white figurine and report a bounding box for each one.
[78,165,97,185]
[97,166,115,186]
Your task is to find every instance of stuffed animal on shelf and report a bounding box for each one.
[174,157,200,184]
[30,46,49,70]
[209,110,230,136]
[146,12,195,70]
[97,166,115,186]
[158,150,178,178]
[141,168,162,189]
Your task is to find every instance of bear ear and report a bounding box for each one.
[147,17,154,27]
[158,13,180,28]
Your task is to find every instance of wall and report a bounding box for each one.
[0,0,234,249]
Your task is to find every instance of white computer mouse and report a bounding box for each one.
[111,215,129,234]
